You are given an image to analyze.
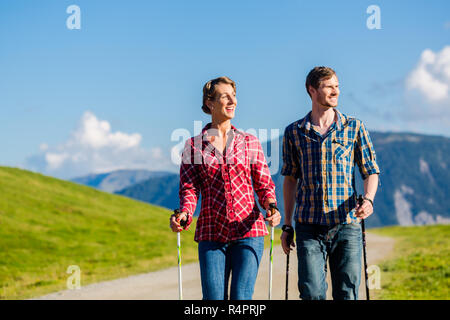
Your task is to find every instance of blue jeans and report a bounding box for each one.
[198,236,264,300]
[295,222,362,300]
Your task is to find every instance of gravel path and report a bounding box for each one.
[35,232,394,300]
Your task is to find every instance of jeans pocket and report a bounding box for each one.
[340,223,362,245]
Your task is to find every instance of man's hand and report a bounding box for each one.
[355,197,374,219]
[281,228,295,254]
[170,210,188,232]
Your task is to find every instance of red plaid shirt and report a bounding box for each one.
[179,123,276,243]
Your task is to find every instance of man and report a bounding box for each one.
[280,66,380,300]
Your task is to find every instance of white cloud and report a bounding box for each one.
[73,112,142,150]
[45,152,70,170]
[26,111,177,179]
[399,45,450,135]
[406,46,450,102]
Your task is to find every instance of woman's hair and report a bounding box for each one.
[305,66,336,97]
[202,76,236,114]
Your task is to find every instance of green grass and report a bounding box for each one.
[0,166,200,299]
[370,225,450,300]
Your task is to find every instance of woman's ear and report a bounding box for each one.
[205,99,214,111]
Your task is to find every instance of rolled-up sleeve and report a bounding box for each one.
[248,136,277,208]
[179,139,200,228]
[355,121,380,180]
[281,126,301,179]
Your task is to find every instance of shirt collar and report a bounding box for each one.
[201,123,246,138]
[298,109,347,132]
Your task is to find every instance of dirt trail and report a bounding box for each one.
[35,232,394,300]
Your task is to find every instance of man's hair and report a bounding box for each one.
[305,66,336,97]
[202,76,236,114]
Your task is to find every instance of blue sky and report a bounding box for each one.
[1,0,449,179]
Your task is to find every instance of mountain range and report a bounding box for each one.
[72,131,450,228]
[71,169,173,193]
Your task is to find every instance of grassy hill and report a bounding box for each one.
[0,166,198,300]
[371,225,449,300]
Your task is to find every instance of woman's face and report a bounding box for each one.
[206,83,237,121]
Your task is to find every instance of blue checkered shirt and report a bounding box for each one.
[281,109,380,225]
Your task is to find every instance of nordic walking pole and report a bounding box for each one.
[285,249,289,300]
[357,195,370,300]
[268,203,278,300]
[177,231,183,300]
[284,226,294,300]
[174,209,187,300]
[269,224,274,300]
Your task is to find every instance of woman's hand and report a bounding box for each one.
[170,211,188,232]
[265,203,281,227]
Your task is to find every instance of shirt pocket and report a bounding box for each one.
[332,137,354,185]
[332,137,353,163]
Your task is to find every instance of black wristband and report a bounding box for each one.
[363,197,374,207]
[282,225,294,233]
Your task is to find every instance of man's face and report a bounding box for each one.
[311,75,340,108]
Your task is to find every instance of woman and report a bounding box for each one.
[170,76,281,300]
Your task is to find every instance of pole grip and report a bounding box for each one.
[268,203,278,217]
[174,208,187,227]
